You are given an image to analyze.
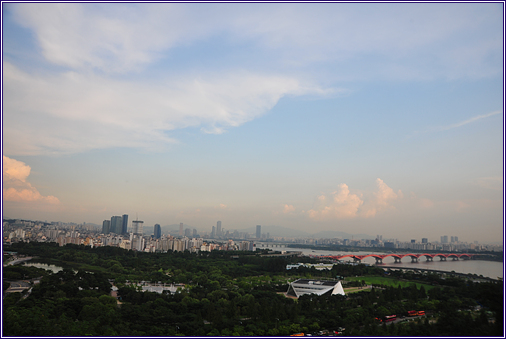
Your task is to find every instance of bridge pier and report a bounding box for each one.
[353,258,361,264]
[394,257,402,263]
[375,258,383,264]
[411,257,418,263]
[452,257,458,261]
[426,257,433,262]
[440,257,446,261]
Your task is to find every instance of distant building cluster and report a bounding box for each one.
[2,218,256,254]
[207,222,270,241]
[2,218,502,253]
[273,234,499,252]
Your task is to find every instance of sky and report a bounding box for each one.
[2,2,504,244]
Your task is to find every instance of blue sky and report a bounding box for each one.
[2,2,503,243]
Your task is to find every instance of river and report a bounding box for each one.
[263,246,504,279]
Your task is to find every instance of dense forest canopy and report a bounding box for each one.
[2,242,503,336]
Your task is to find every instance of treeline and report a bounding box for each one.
[2,242,503,336]
[4,269,502,336]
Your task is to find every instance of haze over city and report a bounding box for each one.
[2,3,503,244]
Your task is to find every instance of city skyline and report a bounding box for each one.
[2,3,503,244]
[3,215,488,246]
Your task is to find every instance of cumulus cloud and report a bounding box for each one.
[308,179,404,220]
[307,184,364,220]
[362,178,402,217]
[3,156,60,204]
[283,204,295,213]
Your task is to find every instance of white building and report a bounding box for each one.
[287,279,345,298]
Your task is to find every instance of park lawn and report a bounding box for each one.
[343,286,372,294]
[345,275,434,290]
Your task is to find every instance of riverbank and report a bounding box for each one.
[381,265,502,282]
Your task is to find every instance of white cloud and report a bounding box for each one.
[4,3,501,156]
[11,3,501,78]
[3,62,326,155]
[307,184,364,220]
[11,3,215,73]
[308,179,404,220]
[362,178,402,217]
[409,110,502,138]
[3,156,60,204]
[438,110,502,131]
[283,204,295,214]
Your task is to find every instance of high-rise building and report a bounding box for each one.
[211,226,216,238]
[111,216,123,234]
[102,220,111,234]
[441,235,448,244]
[122,214,129,235]
[422,238,428,244]
[193,229,197,237]
[217,221,222,237]
[179,223,184,236]
[132,220,144,235]
[131,219,144,251]
[256,225,261,239]
[185,228,191,237]
[154,224,161,239]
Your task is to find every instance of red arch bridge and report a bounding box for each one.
[313,253,477,264]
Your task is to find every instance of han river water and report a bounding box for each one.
[261,245,503,279]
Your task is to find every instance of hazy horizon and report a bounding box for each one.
[2,3,503,244]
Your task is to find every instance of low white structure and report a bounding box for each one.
[286,263,334,270]
[287,279,345,298]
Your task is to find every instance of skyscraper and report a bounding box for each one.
[102,220,111,234]
[441,235,448,244]
[132,219,144,251]
[122,214,129,235]
[217,221,222,237]
[179,223,184,236]
[154,224,161,239]
[111,216,123,234]
[256,225,261,239]
[132,219,144,235]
